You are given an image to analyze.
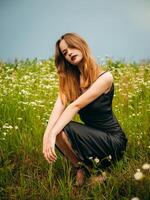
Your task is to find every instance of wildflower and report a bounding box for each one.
[102,171,106,177]
[131,197,140,200]
[108,155,112,161]
[17,117,23,120]
[89,157,93,160]
[94,157,100,164]
[2,124,8,129]
[3,124,13,129]
[134,171,144,180]
[30,102,37,106]
[38,61,43,66]
[21,90,29,95]
[3,132,7,136]
[23,75,29,80]
[142,163,150,170]
[15,126,18,130]
[21,101,29,105]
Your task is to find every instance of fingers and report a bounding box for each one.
[42,134,57,164]
[48,147,57,162]
[43,147,57,164]
[51,147,57,158]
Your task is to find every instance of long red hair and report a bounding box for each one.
[55,32,102,105]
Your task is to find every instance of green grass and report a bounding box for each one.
[0,58,150,200]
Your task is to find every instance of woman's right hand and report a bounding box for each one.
[42,132,57,163]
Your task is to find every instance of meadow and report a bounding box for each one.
[0,58,150,200]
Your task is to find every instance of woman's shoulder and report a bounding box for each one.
[96,71,114,94]
[97,71,113,82]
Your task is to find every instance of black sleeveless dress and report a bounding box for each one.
[61,71,128,168]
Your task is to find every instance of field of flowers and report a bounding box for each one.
[0,58,150,200]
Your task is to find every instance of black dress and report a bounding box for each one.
[60,71,127,168]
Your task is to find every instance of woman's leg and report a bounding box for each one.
[56,131,79,167]
[56,131,86,186]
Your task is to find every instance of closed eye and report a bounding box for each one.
[62,50,67,56]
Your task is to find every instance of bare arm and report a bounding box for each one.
[44,93,67,136]
[43,93,66,162]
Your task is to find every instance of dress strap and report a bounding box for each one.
[95,71,108,81]
[98,71,107,78]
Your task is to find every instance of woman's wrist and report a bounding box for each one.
[44,130,51,137]
[50,129,57,137]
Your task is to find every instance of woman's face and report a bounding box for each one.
[59,39,83,66]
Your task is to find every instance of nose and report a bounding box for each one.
[68,49,72,56]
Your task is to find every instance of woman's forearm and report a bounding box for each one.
[51,103,80,136]
[44,94,66,135]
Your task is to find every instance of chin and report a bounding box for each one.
[74,58,83,66]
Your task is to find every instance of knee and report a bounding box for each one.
[56,131,66,145]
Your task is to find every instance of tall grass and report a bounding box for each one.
[0,58,150,200]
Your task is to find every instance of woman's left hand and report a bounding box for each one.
[43,132,57,163]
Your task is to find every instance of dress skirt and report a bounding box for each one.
[57,120,127,169]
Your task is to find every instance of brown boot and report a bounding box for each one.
[75,168,86,186]
[72,167,87,195]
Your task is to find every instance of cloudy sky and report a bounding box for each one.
[0,0,150,62]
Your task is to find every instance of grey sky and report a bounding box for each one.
[0,0,150,62]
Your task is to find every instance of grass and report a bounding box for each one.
[0,58,150,200]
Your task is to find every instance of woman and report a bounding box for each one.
[43,32,127,186]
